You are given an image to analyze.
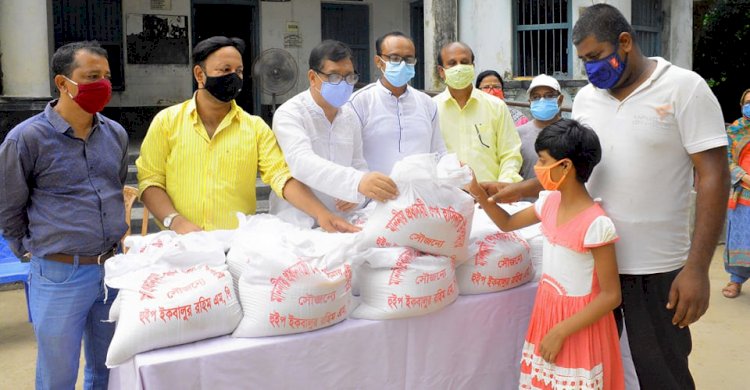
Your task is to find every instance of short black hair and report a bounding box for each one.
[534,119,602,183]
[51,41,108,77]
[475,70,503,89]
[375,31,410,56]
[309,40,354,71]
[572,4,635,46]
[437,41,475,67]
[192,36,245,67]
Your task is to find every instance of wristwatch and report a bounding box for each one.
[163,212,180,229]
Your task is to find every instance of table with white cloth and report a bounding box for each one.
[109,282,537,390]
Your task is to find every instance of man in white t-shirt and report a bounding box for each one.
[483,5,729,389]
[270,40,398,228]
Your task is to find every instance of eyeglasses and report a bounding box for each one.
[480,85,502,91]
[379,54,418,66]
[529,93,560,102]
[315,70,359,86]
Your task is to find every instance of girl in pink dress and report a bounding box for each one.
[469,119,624,389]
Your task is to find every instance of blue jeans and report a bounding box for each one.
[29,256,117,390]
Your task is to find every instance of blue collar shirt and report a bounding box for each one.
[0,100,129,258]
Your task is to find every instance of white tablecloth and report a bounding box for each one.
[109,282,538,390]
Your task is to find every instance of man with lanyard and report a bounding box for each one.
[270,40,398,227]
[433,41,523,183]
[349,31,446,175]
[137,36,357,233]
[0,41,128,389]
[484,5,729,389]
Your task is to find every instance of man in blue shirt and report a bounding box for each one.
[0,41,128,390]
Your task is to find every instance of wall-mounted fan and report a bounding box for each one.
[252,48,298,113]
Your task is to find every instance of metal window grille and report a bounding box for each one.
[514,0,571,77]
[632,0,663,57]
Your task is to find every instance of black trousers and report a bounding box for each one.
[614,268,695,390]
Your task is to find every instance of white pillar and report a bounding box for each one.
[0,0,51,97]
[423,0,457,92]
[667,0,692,69]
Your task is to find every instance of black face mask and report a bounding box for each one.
[202,71,243,102]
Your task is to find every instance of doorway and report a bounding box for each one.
[321,3,370,85]
[192,0,260,114]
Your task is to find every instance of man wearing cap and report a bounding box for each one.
[517,74,565,181]
[433,41,523,183]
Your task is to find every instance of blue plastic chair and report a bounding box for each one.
[0,237,32,322]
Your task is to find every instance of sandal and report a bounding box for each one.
[722,282,742,298]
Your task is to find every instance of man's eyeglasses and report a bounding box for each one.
[480,85,502,91]
[379,54,418,66]
[315,70,359,86]
[529,93,560,102]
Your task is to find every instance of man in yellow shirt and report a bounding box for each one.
[433,42,523,183]
[137,36,356,233]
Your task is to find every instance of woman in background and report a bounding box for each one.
[722,88,750,298]
[476,70,529,127]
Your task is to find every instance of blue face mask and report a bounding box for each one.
[318,79,354,108]
[743,103,750,119]
[530,98,560,121]
[584,48,627,89]
[382,60,415,87]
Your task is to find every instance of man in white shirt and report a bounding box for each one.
[484,5,729,389]
[349,31,446,175]
[270,40,398,227]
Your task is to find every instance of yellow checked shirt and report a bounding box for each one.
[136,95,291,230]
[434,88,523,183]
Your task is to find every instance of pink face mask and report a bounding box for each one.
[64,76,112,113]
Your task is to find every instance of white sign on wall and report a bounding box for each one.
[151,0,172,11]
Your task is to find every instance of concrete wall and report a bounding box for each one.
[259,0,320,105]
[260,0,411,105]
[458,0,513,81]
[424,0,458,90]
[113,0,194,108]
[663,0,693,69]
[456,0,634,81]
[0,0,51,97]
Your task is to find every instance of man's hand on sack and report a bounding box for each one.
[317,211,362,233]
[358,172,399,203]
[335,199,359,212]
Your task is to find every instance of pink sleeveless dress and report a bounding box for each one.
[519,191,624,390]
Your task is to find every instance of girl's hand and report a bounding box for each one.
[539,326,567,363]
[467,169,487,201]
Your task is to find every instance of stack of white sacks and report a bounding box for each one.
[103,153,540,365]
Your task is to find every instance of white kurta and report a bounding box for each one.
[270,89,368,228]
[348,80,446,175]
